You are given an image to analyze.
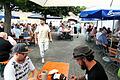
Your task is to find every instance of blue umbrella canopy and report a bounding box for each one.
[80,9,120,20]
[0,12,20,20]
[27,14,42,19]
[81,18,99,21]
[28,14,62,19]
[0,14,20,19]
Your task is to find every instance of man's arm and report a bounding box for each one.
[34,26,39,44]
[48,32,52,42]
[34,32,38,44]
[28,69,38,80]
[28,58,37,80]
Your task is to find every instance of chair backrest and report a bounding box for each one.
[108,47,117,56]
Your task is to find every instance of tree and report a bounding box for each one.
[0,0,86,35]
[0,0,27,35]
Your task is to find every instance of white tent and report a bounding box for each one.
[29,0,114,7]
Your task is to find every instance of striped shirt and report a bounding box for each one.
[4,57,35,80]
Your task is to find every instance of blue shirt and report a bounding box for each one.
[98,33,108,45]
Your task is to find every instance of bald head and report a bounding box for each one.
[0,32,8,40]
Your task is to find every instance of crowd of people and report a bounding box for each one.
[0,19,120,80]
[83,23,120,50]
[0,18,53,79]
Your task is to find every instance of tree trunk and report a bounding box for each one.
[4,3,11,35]
[44,14,47,23]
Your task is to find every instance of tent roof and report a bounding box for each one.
[29,0,109,7]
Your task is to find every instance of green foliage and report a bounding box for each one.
[37,6,86,17]
[0,0,86,16]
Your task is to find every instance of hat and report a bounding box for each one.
[73,45,94,58]
[12,43,32,54]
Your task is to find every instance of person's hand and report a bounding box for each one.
[70,75,77,80]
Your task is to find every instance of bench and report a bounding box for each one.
[14,38,35,46]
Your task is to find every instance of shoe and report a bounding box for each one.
[42,58,45,64]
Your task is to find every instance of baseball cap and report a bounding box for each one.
[12,43,32,54]
[73,45,94,59]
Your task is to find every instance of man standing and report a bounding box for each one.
[35,18,52,63]
[4,43,36,80]
[71,45,108,80]
[75,22,81,38]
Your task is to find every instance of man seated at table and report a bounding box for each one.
[4,43,36,80]
[71,45,108,80]
[0,32,13,62]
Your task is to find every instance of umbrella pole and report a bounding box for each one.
[96,20,98,27]
[110,19,115,47]
[101,20,102,28]
[112,19,115,34]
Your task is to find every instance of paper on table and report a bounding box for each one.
[48,69,59,74]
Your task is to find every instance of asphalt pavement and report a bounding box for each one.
[0,32,119,80]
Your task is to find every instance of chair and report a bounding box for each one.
[0,60,9,77]
[108,47,118,56]
[102,47,119,77]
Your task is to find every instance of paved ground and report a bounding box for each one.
[0,32,119,80]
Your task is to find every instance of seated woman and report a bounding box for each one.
[58,24,65,35]
[23,29,31,39]
[23,29,31,45]
[0,32,13,61]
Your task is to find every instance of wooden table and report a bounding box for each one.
[37,61,69,80]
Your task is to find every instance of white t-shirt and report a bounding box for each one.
[96,32,102,39]
[8,36,17,46]
[35,24,50,42]
[13,28,21,39]
[4,57,35,80]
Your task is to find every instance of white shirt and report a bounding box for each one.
[96,32,102,39]
[13,28,21,39]
[35,24,50,42]
[8,36,17,46]
[4,57,35,80]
